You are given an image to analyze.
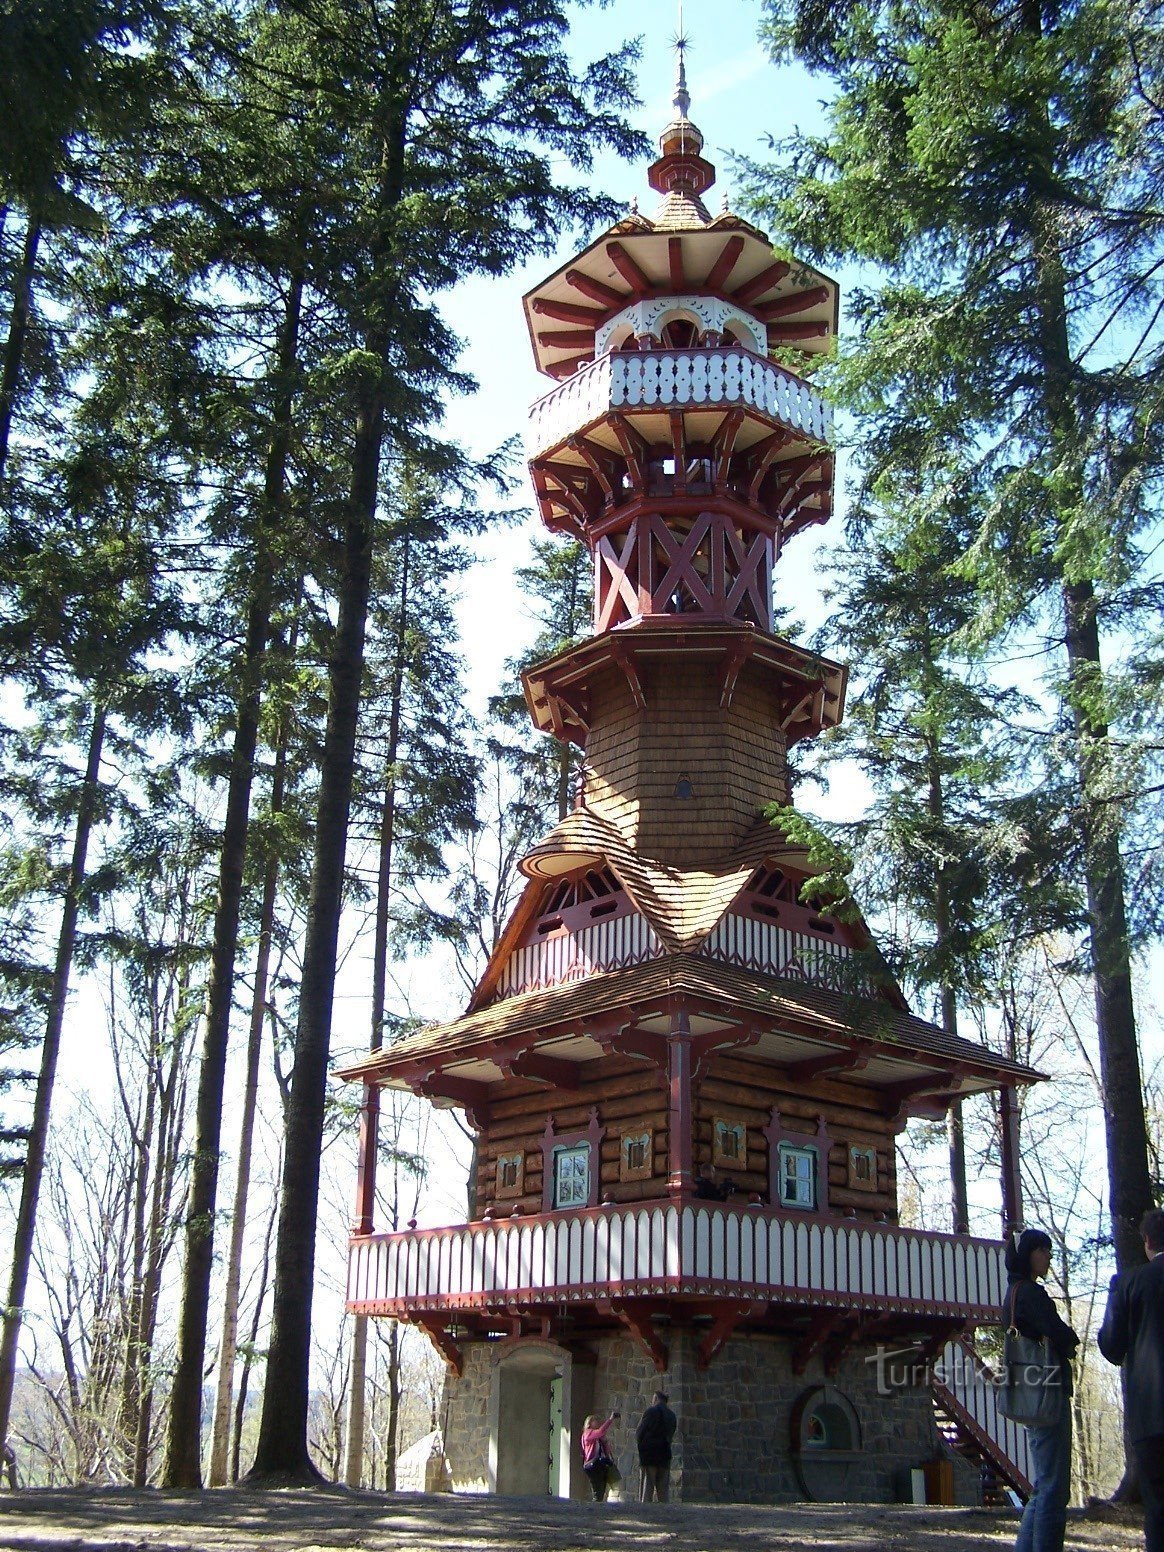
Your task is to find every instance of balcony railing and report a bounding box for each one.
[527,349,832,457]
[347,1200,1006,1323]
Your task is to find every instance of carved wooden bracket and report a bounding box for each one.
[606,1302,668,1372]
[690,1022,762,1082]
[884,1070,964,1126]
[718,639,755,711]
[783,1042,873,1083]
[696,1299,768,1370]
[415,1316,463,1377]
[410,1067,491,1131]
[497,1044,582,1092]
[609,639,646,710]
[792,1310,843,1375]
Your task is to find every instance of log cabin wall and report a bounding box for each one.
[474,1055,667,1217]
[582,659,792,866]
[696,1050,899,1223]
[471,1047,899,1225]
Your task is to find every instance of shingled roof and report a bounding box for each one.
[340,953,1041,1092]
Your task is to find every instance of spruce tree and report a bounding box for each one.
[752,0,1162,1275]
[232,0,643,1483]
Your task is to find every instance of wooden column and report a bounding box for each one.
[353,1082,380,1235]
[667,1005,694,1197]
[999,1084,1023,1235]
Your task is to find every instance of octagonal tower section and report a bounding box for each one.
[521,88,844,868]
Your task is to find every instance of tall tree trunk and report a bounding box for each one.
[1030,226,1153,1276]
[207,724,289,1485]
[1023,40,1151,1489]
[0,704,107,1462]
[0,215,42,478]
[249,381,383,1481]
[383,1319,401,1492]
[345,533,410,1488]
[231,1182,277,1482]
[164,272,302,1488]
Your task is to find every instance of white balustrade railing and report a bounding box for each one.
[527,349,832,455]
[497,914,664,998]
[495,914,857,1000]
[700,913,861,991]
[348,1201,1005,1322]
[932,1337,1033,1494]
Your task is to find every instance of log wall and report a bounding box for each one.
[472,1048,900,1225]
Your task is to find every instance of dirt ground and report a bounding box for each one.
[0,1489,1147,1552]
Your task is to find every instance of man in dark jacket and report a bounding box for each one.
[1099,1208,1164,1552]
[636,1390,677,1502]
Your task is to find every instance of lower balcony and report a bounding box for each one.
[347,1198,1005,1335]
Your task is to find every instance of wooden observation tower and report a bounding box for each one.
[342,50,1038,1504]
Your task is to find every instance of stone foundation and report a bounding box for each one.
[440,1328,979,1505]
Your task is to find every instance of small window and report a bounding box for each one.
[848,1145,877,1193]
[553,1144,590,1209]
[496,1151,524,1199]
[620,1129,653,1182]
[779,1144,817,1210]
[713,1116,747,1170]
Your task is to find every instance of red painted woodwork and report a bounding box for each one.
[999,1085,1023,1233]
[593,509,774,632]
[732,260,792,306]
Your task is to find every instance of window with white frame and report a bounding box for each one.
[553,1144,590,1208]
[778,1143,817,1210]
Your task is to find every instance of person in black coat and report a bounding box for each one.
[1098,1208,1164,1552]
[1002,1227,1079,1552]
[636,1390,677,1502]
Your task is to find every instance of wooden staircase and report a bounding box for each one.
[930,1337,1032,1502]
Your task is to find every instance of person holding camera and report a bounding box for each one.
[581,1410,620,1500]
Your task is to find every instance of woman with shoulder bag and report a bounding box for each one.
[581,1411,620,1501]
[1001,1228,1079,1552]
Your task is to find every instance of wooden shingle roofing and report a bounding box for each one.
[339,952,1040,1092]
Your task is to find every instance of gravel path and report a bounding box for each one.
[0,1489,1146,1552]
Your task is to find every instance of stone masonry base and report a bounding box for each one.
[440,1328,979,1505]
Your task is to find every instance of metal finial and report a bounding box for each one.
[673,2,691,121]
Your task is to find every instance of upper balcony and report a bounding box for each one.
[527,347,832,460]
[347,1198,1007,1371]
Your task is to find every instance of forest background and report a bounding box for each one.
[0,0,1161,1504]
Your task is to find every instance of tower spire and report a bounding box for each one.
[673,4,690,123]
[647,6,714,208]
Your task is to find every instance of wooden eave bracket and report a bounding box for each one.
[410,1067,491,1131]
[884,1068,966,1127]
[606,240,651,293]
[792,1310,843,1375]
[415,1316,464,1377]
[496,1044,582,1092]
[690,1021,762,1081]
[822,1315,866,1377]
[712,408,746,488]
[696,1299,768,1370]
[918,1319,968,1364]
[718,638,755,710]
[783,1042,874,1083]
[607,1303,669,1372]
[609,639,646,711]
[595,1023,669,1088]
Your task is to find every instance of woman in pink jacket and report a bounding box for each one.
[581,1410,620,1500]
